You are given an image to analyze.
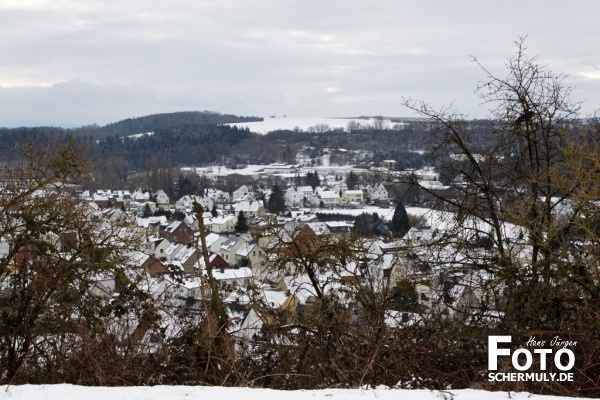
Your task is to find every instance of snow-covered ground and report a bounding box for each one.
[227,116,396,134]
[309,206,432,222]
[1,385,591,400]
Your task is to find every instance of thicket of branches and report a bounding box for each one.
[401,38,600,396]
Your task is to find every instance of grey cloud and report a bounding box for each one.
[0,0,599,126]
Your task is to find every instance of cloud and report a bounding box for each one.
[0,81,162,127]
[0,0,599,126]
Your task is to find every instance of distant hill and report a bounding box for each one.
[75,111,263,140]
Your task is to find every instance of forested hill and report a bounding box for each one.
[87,124,257,168]
[0,111,263,145]
[76,111,263,139]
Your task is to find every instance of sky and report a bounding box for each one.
[1,0,600,127]
[2,384,596,400]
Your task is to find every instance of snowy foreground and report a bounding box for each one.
[1,385,593,400]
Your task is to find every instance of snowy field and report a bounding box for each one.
[227,116,396,134]
[309,206,433,222]
[1,385,592,400]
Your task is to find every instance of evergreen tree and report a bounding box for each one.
[306,171,320,190]
[346,171,359,190]
[143,203,152,218]
[177,174,195,196]
[268,183,287,214]
[235,211,249,232]
[211,202,218,217]
[391,201,410,237]
[353,212,374,236]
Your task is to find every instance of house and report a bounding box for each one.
[163,242,187,262]
[154,190,170,207]
[92,193,110,209]
[340,189,364,205]
[262,163,298,174]
[142,236,172,259]
[380,160,397,169]
[298,222,331,250]
[90,273,116,298]
[331,182,348,193]
[234,200,265,217]
[184,214,199,231]
[175,195,214,213]
[219,236,247,266]
[136,215,168,234]
[204,233,228,254]
[133,201,157,216]
[232,185,253,201]
[122,192,132,208]
[164,276,202,300]
[204,215,237,233]
[198,253,230,271]
[285,186,314,207]
[211,267,253,289]
[159,220,195,244]
[232,287,301,350]
[205,188,231,203]
[316,190,340,207]
[141,255,168,277]
[324,221,353,238]
[235,241,266,268]
[132,190,150,203]
[172,244,200,274]
[370,182,389,203]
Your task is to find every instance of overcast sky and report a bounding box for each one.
[1,0,599,127]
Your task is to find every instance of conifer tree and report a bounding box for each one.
[268,183,287,214]
[346,171,359,190]
[235,210,249,232]
[391,201,410,237]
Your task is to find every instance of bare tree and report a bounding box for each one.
[402,38,600,395]
[0,140,160,385]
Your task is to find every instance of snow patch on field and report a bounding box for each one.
[227,116,393,134]
[2,384,593,400]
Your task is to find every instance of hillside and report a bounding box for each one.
[76,110,263,139]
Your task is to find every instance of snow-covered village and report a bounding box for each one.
[2,1,600,398]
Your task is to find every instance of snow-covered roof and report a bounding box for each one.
[234,200,264,212]
[236,242,257,257]
[211,267,253,281]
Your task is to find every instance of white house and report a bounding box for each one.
[285,186,314,208]
[235,241,266,268]
[234,200,265,217]
[142,236,172,259]
[211,267,253,289]
[232,185,253,201]
[219,236,247,265]
[204,215,237,233]
[154,190,170,206]
[205,188,231,202]
[175,195,214,213]
[370,182,389,202]
[316,190,340,207]
[341,189,364,205]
